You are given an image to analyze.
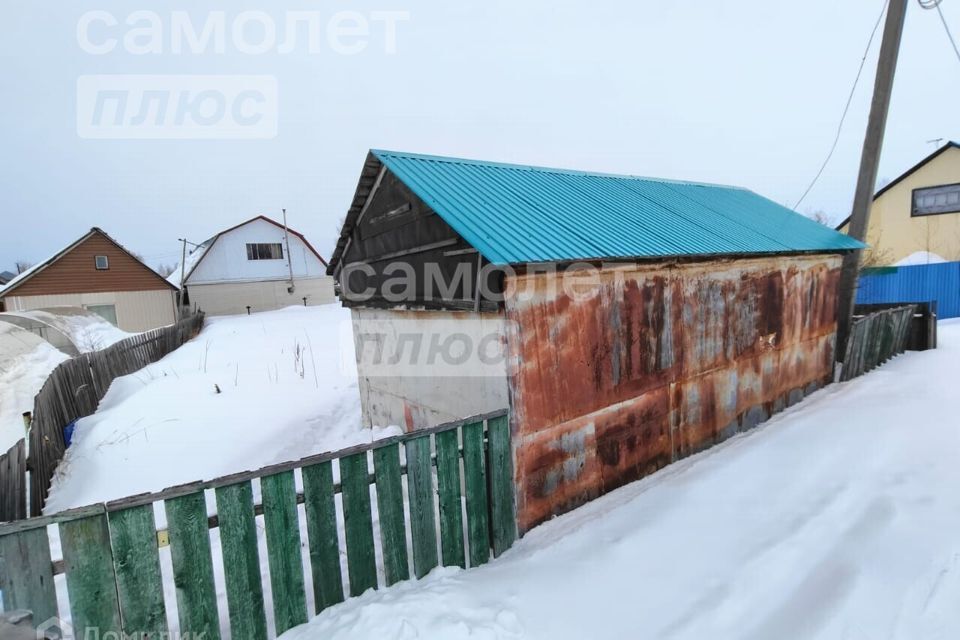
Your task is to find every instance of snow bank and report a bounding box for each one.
[0,324,69,451]
[0,307,132,353]
[44,304,399,512]
[283,321,960,640]
[894,251,948,266]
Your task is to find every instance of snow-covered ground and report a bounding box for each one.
[0,325,68,451]
[45,304,397,512]
[283,321,960,640]
[0,309,131,451]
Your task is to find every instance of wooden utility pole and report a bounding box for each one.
[836,0,909,360]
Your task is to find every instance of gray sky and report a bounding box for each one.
[1,0,958,272]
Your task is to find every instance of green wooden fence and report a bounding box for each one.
[840,305,916,382]
[0,410,516,638]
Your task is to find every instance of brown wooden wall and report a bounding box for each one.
[504,254,842,533]
[5,232,172,296]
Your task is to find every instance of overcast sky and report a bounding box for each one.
[1,0,958,272]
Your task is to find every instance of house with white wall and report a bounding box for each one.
[174,215,334,316]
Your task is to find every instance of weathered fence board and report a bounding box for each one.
[0,410,514,636]
[462,420,491,568]
[436,428,466,569]
[0,439,26,522]
[108,505,168,636]
[840,305,916,381]
[373,443,409,586]
[341,452,378,597]
[165,492,221,640]
[301,461,344,612]
[489,414,517,557]
[0,526,58,623]
[60,512,123,635]
[406,435,439,579]
[215,481,268,640]
[261,470,308,634]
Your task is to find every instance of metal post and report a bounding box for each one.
[836,0,909,360]
[282,208,295,294]
[177,237,188,320]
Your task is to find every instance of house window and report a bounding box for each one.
[912,184,960,216]
[85,304,118,326]
[95,255,109,270]
[246,243,284,260]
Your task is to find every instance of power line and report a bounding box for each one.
[919,0,960,63]
[793,0,890,211]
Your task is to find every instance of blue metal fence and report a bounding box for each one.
[856,261,960,319]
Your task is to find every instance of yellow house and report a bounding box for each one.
[837,141,960,266]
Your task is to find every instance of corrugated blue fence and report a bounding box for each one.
[857,261,960,319]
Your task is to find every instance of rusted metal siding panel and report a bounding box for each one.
[506,254,842,533]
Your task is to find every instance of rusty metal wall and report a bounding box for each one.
[504,254,842,533]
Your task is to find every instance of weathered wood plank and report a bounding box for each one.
[215,481,267,640]
[373,443,409,585]
[108,505,168,636]
[488,414,517,557]
[60,513,122,635]
[340,452,377,596]
[301,461,344,612]
[260,471,308,634]
[0,528,58,624]
[436,428,465,568]
[0,439,26,522]
[461,420,491,567]
[165,492,221,640]
[405,435,438,578]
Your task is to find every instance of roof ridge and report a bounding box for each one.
[371,149,749,192]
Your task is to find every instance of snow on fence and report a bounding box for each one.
[0,313,205,523]
[0,410,516,638]
[839,305,916,382]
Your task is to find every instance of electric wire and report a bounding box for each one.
[793,0,890,211]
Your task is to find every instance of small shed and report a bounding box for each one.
[328,150,864,532]
[173,215,335,316]
[0,228,177,333]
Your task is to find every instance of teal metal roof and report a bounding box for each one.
[365,150,864,265]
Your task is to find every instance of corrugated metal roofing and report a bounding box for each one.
[366,150,864,265]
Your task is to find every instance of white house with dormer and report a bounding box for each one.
[172,215,335,316]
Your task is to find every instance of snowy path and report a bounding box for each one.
[45,305,399,512]
[283,321,960,640]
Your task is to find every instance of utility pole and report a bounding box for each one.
[178,238,187,289]
[835,0,909,361]
[282,208,295,294]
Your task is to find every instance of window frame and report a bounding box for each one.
[911,182,960,218]
[245,242,285,260]
[94,255,110,270]
[84,303,118,326]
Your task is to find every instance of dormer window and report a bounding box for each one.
[95,255,109,270]
[913,184,960,216]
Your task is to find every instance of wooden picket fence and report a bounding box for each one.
[0,313,206,522]
[0,441,26,522]
[840,305,916,382]
[0,410,516,638]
